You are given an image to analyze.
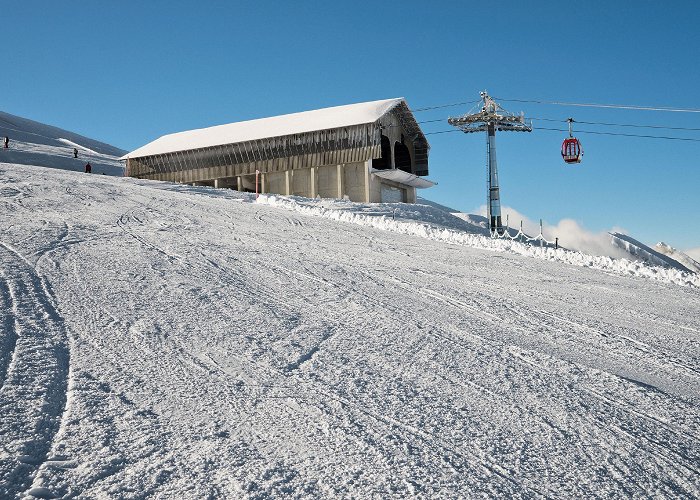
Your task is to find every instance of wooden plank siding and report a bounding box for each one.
[127,123,383,184]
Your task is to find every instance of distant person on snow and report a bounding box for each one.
[85,162,92,173]
[73,147,78,158]
[3,136,8,149]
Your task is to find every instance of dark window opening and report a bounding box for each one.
[414,140,429,176]
[394,141,412,173]
[373,134,392,170]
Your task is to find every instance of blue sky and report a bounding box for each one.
[4,1,699,251]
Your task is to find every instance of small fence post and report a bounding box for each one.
[555,237,559,249]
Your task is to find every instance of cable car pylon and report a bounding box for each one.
[448,91,532,235]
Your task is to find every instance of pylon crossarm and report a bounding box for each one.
[448,112,527,125]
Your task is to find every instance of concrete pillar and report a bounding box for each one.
[261,173,267,194]
[310,167,317,198]
[237,176,243,191]
[364,161,370,203]
[214,179,221,189]
[337,164,344,199]
[285,170,291,195]
[407,187,417,203]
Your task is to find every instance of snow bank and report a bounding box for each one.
[258,194,700,288]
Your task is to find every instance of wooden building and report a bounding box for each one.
[121,98,435,203]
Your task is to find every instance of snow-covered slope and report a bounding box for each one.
[0,111,125,175]
[423,199,697,273]
[655,242,700,274]
[610,231,694,273]
[0,162,698,498]
[416,196,491,236]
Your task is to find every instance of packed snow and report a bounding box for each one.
[257,195,700,288]
[0,161,699,498]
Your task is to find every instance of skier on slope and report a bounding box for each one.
[85,162,92,173]
[3,136,8,149]
[73,147,78,158]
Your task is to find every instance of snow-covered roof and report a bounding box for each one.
[371,168,436,189]
[122,98,406,160]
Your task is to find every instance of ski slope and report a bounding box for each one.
[0,111,125,176]
[0,162,699,498]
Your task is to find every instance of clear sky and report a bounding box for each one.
[3,1,699,252]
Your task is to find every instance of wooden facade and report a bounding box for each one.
[124,99,432,202]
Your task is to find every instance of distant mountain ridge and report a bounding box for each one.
[609,232,696,273]
[655,241,700,274]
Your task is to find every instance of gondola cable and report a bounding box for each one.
[410,97,700,115]
[526,116,700,132]
[421,127,700,141]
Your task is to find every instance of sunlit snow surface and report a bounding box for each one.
[0,110,125,176]
[0,163,699,498]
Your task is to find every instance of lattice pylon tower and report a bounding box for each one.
[448,92,532,234]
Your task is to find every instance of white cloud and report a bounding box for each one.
[475,205,629,258]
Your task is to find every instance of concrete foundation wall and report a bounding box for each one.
[317,165,338,199]
[343,163,366,202]
[406,186,417,203]
[369,174,383,203]
[180,160,421,205]
[267,172,286,194]
[292,168,310,196]
[240,174,256,192]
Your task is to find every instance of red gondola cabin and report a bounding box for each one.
[561,137,583,164]
[562,118,583,164]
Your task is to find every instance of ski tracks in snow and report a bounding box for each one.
[1,165,699,497]
[0,241,70,498]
